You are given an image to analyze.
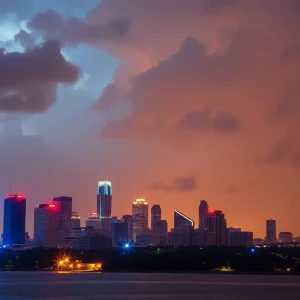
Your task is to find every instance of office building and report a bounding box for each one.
[77,234,112,250]
[122,215,133,242]
[34,204,59,248]
[86,213,102,231]
[53,196,72,238]
[136,233,152,245]
[227,228,253,246]
[151,205,167,245]
[173,210,194,246]
[278,232,293,243]
[132,199,149,241]
[3,194,26,247]
[71,211,81,229]
[199,200,208,229]
[266,219,276,243]
[111,220,128,247]
[71,226,95,238]
[151,205,161,231]
[97,181,112,233]
[204,210,227,246]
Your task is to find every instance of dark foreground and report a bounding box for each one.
[0,272,300,299]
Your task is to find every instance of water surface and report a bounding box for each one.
[0,272,299,299]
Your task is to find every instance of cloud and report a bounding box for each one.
[150,176,197,193]
[28,9,130,46]
[259,140,300,167]
[0,40,81,112]
[178,107,240,132]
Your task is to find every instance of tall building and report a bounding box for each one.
[204,210,227,246]
[199,200,208,229]
[122,215,133,242]
[97,181,112,233]
[34,204,59,248]
[173,210,194,246]
[151,205,168,245]
[2,194,26,247]
[151,205,161,231]
[132,199,149,241]
[53,196,72,238]
[71,211,81,229]
[111,220,128,247]
[266,219,276,243]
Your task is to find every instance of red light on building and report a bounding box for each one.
[208,210,215,214]
[48,204,56,208]
[91,212,97,215]
[7,194,24,199]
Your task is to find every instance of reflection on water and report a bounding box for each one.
[0,272,299,299]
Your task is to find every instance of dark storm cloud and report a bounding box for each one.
[14,30,36,49]
[28,9,130,45]
[178,107,240,132]
[150,176,197,193]
[0,40,81,112]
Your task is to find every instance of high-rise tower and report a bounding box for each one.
[53,196,72,239]
[34,204,60,248]
[199,200,208,229]
[132,199,149,241]
[151,205,161,232]
[205,210,227,246]
[97,181,112,234]
[266,219,276,243]
[3,194,26,247]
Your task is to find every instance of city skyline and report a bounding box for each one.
[1,182,298,241]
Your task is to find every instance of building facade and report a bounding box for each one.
[227,228,253,246]
[173,210,194,246]
[86,213,102,231]
[97,181,112,233]
[266,219,276,243]
[53,196,72,239]
[34,204,60,248]
[3,194,26,247]
[132,199,149,241]
[204,210,227,246]
[122,215,133,242]
[278,232,293,243]
[199,200,208,229]
[71,211,81,229]
[111,220,128,246]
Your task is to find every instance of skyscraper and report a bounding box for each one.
[266,219,276,243]
[97,181,112,233]
[3,194,26,247]
[204,210,227,246]
[111,220,128,247]
[173,210,194,246]
[53,196,72,238]
[151,205,161,232]
[132,199,149,241]
[71,211,81,229]
[122,215,133,242]
[151,205,168,245]
[34,204,59,248]
[199,200,208,228]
